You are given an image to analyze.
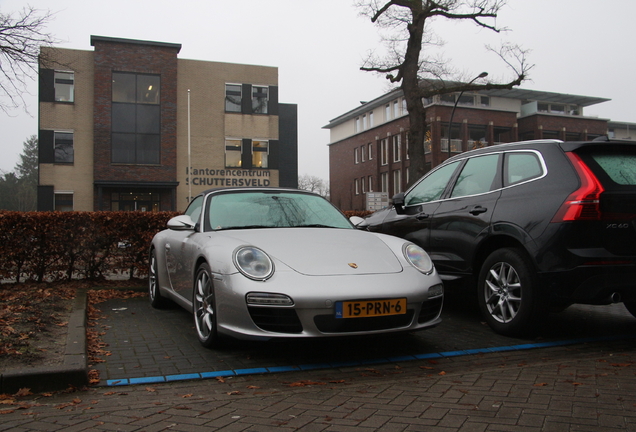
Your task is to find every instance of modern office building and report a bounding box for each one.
[325,86,615,211]
[37,36,298,212]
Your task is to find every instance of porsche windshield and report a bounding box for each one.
[204,191,353,231]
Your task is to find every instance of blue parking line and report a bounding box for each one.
[166,373,201,382]
[104,333,636,387]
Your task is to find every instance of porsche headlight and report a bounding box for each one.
[404,243,434,274]
[234,246,274,281]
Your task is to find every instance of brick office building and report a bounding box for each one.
[37,36,298,212]
[325,86,611,211]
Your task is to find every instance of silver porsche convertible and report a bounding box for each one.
[149,187,443,348]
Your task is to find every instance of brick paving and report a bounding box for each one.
[2,293,636,431]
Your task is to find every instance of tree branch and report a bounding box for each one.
[0,6,57,114]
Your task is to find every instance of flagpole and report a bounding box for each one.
[188,89,192,203]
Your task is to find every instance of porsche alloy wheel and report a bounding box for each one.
[149,250,169,308]
[193,263,219,348]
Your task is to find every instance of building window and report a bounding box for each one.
[225,139,242,167]
[457,94,474,106]
[393,170,402,195]
[54,71,74,102]
[440,93,455,104]
[54,193,73,211]
[252,140,268,168]
[252,85,269,114]
[480,96,490,107]
[368,143,373,160]
[111,72,161,165]
[537,102,578,115]
[354,147,359,164]
[381,138,389,166]
[361,177,366,193]
[225,84,242,112]
[381,172,388,193]
[393,100,400,118]
[368,175,373,192]
[385,104,391,121]
[362,114,367,130]
[551,104,565,114]
[369,111,374,128]
[402,98,407,112]
[361,146,365,162]
[54,131,74,163]
[355,117,361,132]
[392,135,401,162]
[355,178,360,195]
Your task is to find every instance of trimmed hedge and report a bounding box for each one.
[0,209,373,283]
[343,210,373,219]
[0,211,178,283]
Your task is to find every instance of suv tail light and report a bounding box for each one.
[551,152,605,222]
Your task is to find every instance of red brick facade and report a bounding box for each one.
[91,37,180,210]
[330,104,609,212]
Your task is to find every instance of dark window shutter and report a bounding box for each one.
[268,86,279,116]
[241,84,252,114]
[38,130,55,163]
[268,140,279,169]
[39,69,55,102]
[37,186,54,211]
[242,138,253,170]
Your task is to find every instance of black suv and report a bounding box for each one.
[359,138,636,336]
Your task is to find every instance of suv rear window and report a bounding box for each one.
[591,153,636,185]
[504,152,544,187]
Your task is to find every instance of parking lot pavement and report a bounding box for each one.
[91,291,636,387]
[3,322,636,431]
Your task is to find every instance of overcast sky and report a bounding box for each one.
[1,0,634,181]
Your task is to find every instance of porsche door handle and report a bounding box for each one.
[415,212,430,220]
[469,206,487,215]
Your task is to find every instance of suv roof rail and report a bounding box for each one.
[592,135,610,142]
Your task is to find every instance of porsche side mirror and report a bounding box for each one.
[349,216,364,226]
[392,192,406,215]
[167,215,196,231]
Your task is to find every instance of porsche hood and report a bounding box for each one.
[219,228,404,276]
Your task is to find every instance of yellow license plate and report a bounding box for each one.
[335,298,407,318]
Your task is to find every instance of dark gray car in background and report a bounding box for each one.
[359,138,636,336]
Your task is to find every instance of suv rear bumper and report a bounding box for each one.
[541,264,636,305]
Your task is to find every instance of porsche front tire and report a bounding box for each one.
[149,249,170,309]
[193,263,220,348]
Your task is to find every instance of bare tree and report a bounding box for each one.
[357,0,533,185]
[0,6,56,114]
[298,174,330,198]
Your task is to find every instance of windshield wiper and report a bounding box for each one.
[294,224,336,228]
[214,225,273,231]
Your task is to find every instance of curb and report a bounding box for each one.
[0,290,88,394]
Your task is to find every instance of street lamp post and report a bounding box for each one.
[447,71,488,158]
